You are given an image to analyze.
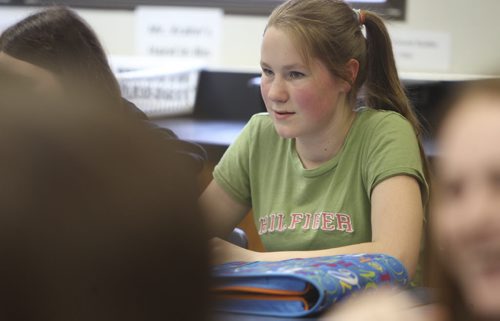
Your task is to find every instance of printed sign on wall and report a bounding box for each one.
[389,28,452,72]
[135,6,223,66]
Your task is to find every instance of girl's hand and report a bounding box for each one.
[210,237,260,265]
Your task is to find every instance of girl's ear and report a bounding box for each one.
[346,58,360,86]
[338,59,360,94]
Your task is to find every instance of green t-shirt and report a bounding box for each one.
[213,108,428,252]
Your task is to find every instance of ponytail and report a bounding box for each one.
[363,12,422,137]
[363,10,431,190]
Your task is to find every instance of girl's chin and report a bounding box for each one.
[271,123,301,139]
[273,127,298,139]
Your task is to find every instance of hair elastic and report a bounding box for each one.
[353,9,366,25]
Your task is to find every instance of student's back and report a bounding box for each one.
[0,74,209,321]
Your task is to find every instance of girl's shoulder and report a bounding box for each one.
[245,112,277,136]
[354,107,414,135]
[233,113,281,150]
[356,107,411,124]
[248,112,273,126]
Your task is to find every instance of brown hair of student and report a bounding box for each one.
[266,0,430,183]
[0,72,210,321]
[0,6,122,105]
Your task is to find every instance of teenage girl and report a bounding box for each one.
[201,0,428,278]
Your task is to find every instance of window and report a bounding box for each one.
[3,0,406,20]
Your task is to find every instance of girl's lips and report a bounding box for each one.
[273,110,296,120]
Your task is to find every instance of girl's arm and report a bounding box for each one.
[212,175,423,278]
[199,180,251,239]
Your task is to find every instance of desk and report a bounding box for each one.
[153,118,246,162]
[154,118,246,147]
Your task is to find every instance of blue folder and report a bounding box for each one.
[213,253,409,317]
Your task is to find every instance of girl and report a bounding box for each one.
[201,0,428,278]
[430,79,500,321]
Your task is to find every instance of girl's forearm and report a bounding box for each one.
[253,241,415,278]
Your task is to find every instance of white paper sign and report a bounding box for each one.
[135,6,223,65]
[389,29,452,72]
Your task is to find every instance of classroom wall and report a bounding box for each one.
[2,0,499,76]
[401,0,500,76]
[74,0,500,76]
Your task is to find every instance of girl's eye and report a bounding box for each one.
[262,68,274,77]
[289,71,305,79]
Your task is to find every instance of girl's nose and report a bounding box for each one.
[266,77,288,103]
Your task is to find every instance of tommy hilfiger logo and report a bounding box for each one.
[258,212,354,236]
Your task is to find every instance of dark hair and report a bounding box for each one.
[0,74,210,321]
[266,0,430,185]
[0,6,122,105]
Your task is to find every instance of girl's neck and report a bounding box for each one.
[295,104,356,169]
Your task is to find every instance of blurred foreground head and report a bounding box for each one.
[0,6,122,106]
[433,79,500,320]
[0,71,209,321]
